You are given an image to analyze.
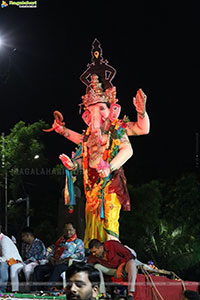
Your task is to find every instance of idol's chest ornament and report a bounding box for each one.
[86,131,109,167]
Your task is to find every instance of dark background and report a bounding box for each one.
[1,2,200,279]
[0,1,200,181]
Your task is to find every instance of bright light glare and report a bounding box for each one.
[34,154,39,159]
[0,36,5,49]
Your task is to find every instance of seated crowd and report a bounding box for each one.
[1,223,198,300]
[0,223,85,293]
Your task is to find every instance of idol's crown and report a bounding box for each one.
[81,74,118,108]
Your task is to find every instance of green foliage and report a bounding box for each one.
[0,120,49,198]
[120,172,200,279]
[142,221,200,274]
[162,172,200,233]
[0,120,59,247]
[1,120,48,169]
[120,180,162,245]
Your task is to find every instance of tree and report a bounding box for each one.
[120,173,200,280]
[1,120,47,163]
[0,120,49,236]
[162,172,200,234]
[120,180,162,260]
[160,171,200,278]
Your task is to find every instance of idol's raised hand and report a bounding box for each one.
[59,153,74,170]
[43,110,65,133]
[133,88,147,115]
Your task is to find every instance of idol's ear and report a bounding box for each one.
[82,110,91,126]
[109,103,121,122]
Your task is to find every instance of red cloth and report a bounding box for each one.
[88,167,131,211]
[109,167,131,211]
[54,233,77,260]
[88,240,135,269]
[88,167,100,186]
[112,274,199,300]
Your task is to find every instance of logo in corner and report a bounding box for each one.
[1,1,8,8]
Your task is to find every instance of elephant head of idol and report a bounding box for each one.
[81,74,121,143]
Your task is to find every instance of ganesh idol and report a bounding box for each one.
[46,39,150,248]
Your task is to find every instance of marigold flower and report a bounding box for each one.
[115,139,120,145]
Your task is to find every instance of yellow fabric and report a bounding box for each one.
[104,193,121,237]
[84,191,121,248]
[82,119,125,248]
[64,175,69,205]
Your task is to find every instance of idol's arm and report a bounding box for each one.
[109,134,133,171]
[126,88,150,136]
[96,134,133,178]
[59,127,83,144]
[52,120,83,144]
[126,112,150,136]
[97,134,133,177]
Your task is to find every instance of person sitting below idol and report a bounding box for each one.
[33,222,85,291]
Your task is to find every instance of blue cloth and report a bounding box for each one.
[0,262,9,292]
[65,145,82,206]
[65,168,76,205]
[60,238,85,260]
[100,175,111,219]
[24,238,46,264]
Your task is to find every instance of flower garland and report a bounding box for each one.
[82,116,129,218]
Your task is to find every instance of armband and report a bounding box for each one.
[59,127,69,137]
[71,158,80,171]
[138,112,146,119]
[109,163,115,173]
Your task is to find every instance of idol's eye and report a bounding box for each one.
[100,106,105,111]
[113,106,118,111]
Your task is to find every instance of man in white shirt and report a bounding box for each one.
[0,226,24,293]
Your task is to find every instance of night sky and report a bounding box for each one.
[0,2,200,181]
